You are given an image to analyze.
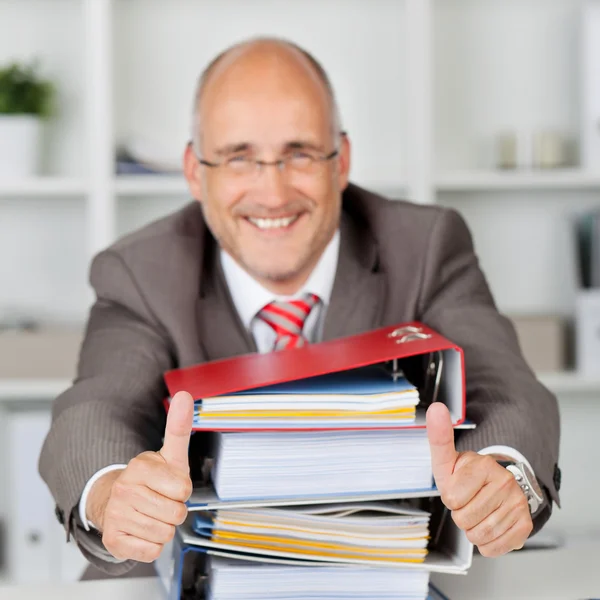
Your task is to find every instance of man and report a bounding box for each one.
[39,37,560,579]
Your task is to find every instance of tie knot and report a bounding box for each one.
[257,292,320,350]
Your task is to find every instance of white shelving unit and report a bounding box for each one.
[1,0,599,585]
[114,174,189,196]
[0,178,87,198]
[2,0,597,331]
[538,371,600,396]
[436,169,600,192]
[0,380,71,402]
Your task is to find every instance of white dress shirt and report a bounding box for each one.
[220,229,340,352]
[78,227,539,531]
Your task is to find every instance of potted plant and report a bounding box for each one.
[0,61,54,178]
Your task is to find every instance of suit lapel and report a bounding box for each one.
[196,235,257,361]
[322,211,385,341]
[196,192,385,353]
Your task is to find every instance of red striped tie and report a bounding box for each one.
[257,293,320,350]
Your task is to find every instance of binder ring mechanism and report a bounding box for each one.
[387,325,432,344]
[387,326,443,406]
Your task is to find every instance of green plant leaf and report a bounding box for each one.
[0,61,55,117]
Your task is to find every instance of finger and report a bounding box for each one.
[116,506,177,545]
[113,467,192,507]
[159,390,194,472]
[451,460,516,529]
[133,492,188,526]
[442,454,501,510]
[466,499,521,549]
[111,478,189,525]
[477,512,533,558]
[426,403,458,492]
[104,532,163,563]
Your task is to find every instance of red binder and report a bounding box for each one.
[164,322,466,430]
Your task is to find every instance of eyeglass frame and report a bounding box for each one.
[191,132,346,178]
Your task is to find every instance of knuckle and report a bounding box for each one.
[129,453,160,479]
[152,521,175,544]
[161,524,176,544]
[450,509,467,531]
[102,531,162,563]
[127,455,146,472]
[110,482,145,511]
[134,455,155,476]
[103,503,122,527]
[173,477,193,502]
[182,477,193,499]
[479,522,496,544]
[519,517,533,538]
[135,451,156,463]
[480,455,497,471]
[519,494,530,511]
[512,493,529,514]
[109,548,127,561]
[110,479,130,499]
[479,538,508,558]
[101,530,115,549]
[174,502,189,525]
[102,533,123,559]
[468,520,494,547]
[139,545,162,563]
[442,490,461,511]
[500,468,516,489]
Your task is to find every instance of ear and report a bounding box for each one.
[336,132,351,191]
[183,141,204,202]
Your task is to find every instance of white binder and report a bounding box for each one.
[6,409,56,583]
[5,409,87,583]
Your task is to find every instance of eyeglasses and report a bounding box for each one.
[196,148,339,179]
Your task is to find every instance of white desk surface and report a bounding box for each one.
[432,535,600,599]
[0,537,598,600]
[0,577,164,600]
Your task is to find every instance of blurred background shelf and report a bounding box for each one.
[0,178,87,198]
[436,169,600,192]
[537,371,600,396]
[0,379,71,402]
[114,174,188,196]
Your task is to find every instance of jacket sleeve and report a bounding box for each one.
[417,208,561,535]
[38,249,175,575]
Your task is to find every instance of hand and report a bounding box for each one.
[426,403,533,557]
[87,391,195,563]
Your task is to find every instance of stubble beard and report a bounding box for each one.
[233,215,336,288]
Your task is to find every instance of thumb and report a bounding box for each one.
[160,391,194,472]
[426,402,458,492]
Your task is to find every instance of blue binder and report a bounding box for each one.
[155,524,454,600]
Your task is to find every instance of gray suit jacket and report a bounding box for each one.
[39,183,560,575]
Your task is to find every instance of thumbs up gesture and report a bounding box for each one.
[87,392,195,563]
[426,403,533,558]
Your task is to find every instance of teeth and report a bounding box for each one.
[248,215,298,230]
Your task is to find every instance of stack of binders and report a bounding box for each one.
[156,322,474,600]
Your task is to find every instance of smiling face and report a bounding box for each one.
[184,42,351,295]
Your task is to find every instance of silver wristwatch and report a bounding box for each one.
[499,460,544,515]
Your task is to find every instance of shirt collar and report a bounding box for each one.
[220,229,340,330]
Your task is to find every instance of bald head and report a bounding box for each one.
[190,38,342,152]
[182,37,352,297]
